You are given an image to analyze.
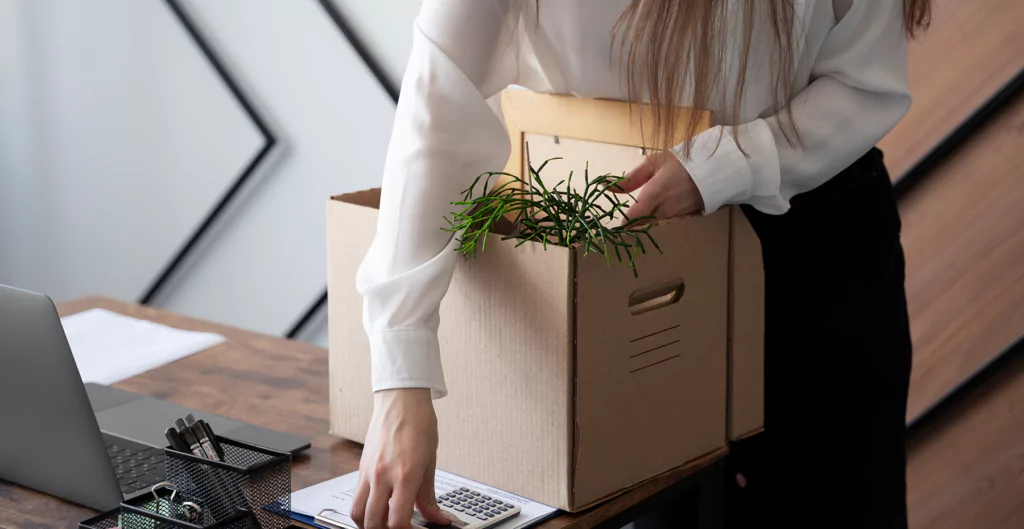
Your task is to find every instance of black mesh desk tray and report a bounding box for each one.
[80,436,291,529]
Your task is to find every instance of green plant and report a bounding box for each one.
[442,156,661,276]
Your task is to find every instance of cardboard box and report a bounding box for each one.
[501,89,764,441]
[329,189,729,511]
[727,207,765,440]
[327,91,763,510]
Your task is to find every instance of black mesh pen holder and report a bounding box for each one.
[164,436,292,529]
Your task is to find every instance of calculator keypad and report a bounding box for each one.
[433,486,520,528]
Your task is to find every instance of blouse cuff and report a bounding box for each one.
[369,329,448,399]
[674,126,753,216]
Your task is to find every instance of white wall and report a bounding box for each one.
[307,318,331,349]
[0,0,425,339]
[153,0,398,335]
[0,0,262,302]
[0,0,42,290]
[330,0,421,88]
[302,0,424,347]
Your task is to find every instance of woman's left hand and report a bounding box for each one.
[612,152,705,223]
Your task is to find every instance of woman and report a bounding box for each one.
[351,1,930,528]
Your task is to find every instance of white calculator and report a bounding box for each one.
[411,486,523,529]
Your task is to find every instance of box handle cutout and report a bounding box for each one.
[628,279,685,316]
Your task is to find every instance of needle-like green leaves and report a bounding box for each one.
[442,158,662,277]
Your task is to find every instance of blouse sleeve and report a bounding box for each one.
[354,0,521,399]
[678,0,912,215]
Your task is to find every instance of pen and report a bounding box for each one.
[175,418,209,459]
[185,414,221,462]
[176,417,238,512]
[164,427,191,453]
[197,419,225,461]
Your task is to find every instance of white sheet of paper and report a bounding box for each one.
[292,469,559,529]
[60,308,226,384]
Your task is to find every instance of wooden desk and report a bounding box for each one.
[0,297,725,529]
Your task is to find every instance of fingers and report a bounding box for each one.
[612,155,658,194]
[387,475,417,529]
[623,173,663,224]
[358,389,441,529]
[624,195,657,225]
[415,457,452,525]
[351,474,370,528]
[364,478,393,529]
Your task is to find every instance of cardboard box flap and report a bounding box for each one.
[727,207,765,439]
[333,189,382,210]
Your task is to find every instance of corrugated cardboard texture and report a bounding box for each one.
[727,206,765,439]
[525,134,729,505]
[327,193,575,508]
[433,232,575,508]
[328,190,380,442]
[573,212,730,507]
[527,132,729,504]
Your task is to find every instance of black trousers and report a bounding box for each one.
[732,148,912,528]
[636,148,913,528]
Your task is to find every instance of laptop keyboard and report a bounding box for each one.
[102,433,166,496]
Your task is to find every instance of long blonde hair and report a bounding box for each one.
[609,0,933,156]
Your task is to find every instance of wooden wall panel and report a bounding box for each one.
[879,0,1024,178]
[899,92,1024,422]
[907,349,1024,529]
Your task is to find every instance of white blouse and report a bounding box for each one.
[356,0,912,398]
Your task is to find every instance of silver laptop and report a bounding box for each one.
[0,284,310,511]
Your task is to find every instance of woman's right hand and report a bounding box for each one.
[351,388,452,529]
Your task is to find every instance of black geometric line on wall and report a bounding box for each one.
[907,334,1024,443]
[894,65,1024,201]
[284,0,399,339]
[904,66,1024,440]
[139,0,278,305]
[316,0,400,101]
